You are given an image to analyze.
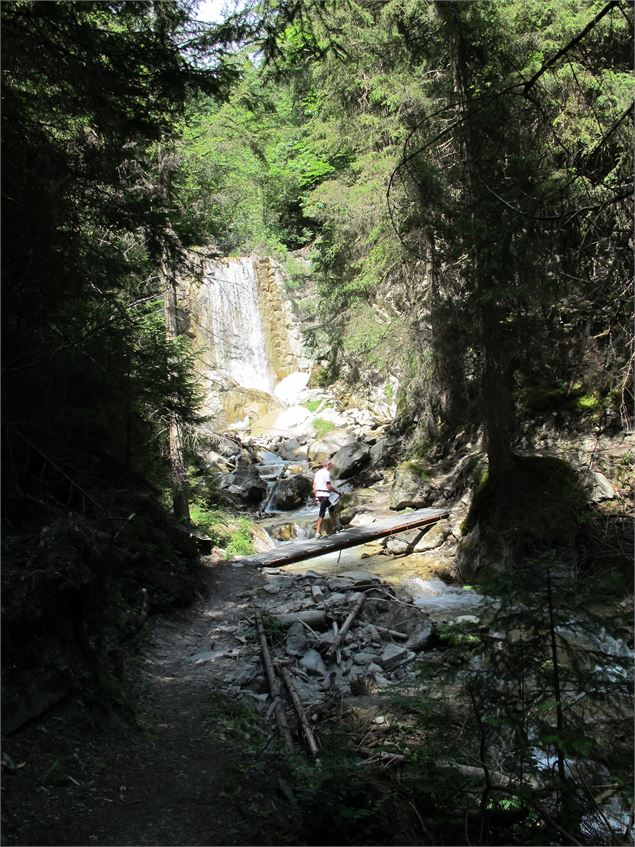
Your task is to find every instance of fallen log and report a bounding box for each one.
[327,592,365,659]
[373,624,408,641]
[273,609,327,629]
[279,665,320,759]
[255,614,293,752]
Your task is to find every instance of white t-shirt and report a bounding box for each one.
[314,467,332,496]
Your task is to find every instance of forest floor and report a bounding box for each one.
[1,559,301,847]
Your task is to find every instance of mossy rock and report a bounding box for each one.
[459,454,588,576]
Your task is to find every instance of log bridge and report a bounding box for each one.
[234,507,449,568]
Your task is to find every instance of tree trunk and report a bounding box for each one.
[158,144,190,523]
[437,1,515,475]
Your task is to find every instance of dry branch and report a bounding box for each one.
[279,665,320,759]
[326,592,365,659]
[255,613,293,752]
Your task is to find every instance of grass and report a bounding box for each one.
[313,417,335,438]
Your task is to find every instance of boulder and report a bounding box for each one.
[307,430,357,465]
[331,441,371,479]
[581,470,617,502]
[413,519,450,552]
[221,468,267,505]
[277,438,308,460]
[251,523,276,553]
[286,621,309,657]
[369,435,400,468]
[269,474,312,510]
[377,643,411,671]
[273,371,310,403]
[404,620,435,652]
[300,649,328,677]
[389,462,437,510]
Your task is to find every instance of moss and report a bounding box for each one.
[313,417,335,438]
[462,454,587,551]
[399,459,431,481]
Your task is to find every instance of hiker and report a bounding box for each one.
[313,459,343,538]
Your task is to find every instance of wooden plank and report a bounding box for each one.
[233,508,449,568]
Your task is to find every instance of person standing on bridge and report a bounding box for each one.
[313,460,343,538]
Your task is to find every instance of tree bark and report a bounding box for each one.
[158,144,190,523]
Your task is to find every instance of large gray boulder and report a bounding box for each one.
[307,430,357,465]
[331,441,371,479]
[389,461,437,510]
[221,468,267,505]
[369,435,400,469]
[269,474,313,510]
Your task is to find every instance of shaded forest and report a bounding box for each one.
[1,1,633,845]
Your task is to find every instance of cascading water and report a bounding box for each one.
[204,258,275,393]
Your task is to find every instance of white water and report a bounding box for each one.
[205,258,275,393]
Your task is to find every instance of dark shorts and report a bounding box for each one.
[317,496,333,518]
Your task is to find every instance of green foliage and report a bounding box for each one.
[312,417,335,438]
[205,691,267,752]
[302,399,323,413]
[225,517,254,558]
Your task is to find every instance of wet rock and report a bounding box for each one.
[330,442,371,479]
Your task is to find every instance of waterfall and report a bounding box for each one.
[204,258,275,394]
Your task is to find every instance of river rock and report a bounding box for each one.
[252,524,277,553]
[330,442,371,479]
[349,512,375,527]
[414,520,450,552]
[269,474,312,509]
[389,462,437,509]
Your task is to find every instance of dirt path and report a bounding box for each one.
[2,560,299,847]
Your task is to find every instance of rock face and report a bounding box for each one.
[269,474,313,510]
[389,462,437,510]
[331,441,371,479]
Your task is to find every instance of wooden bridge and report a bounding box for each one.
[233,507,449,568]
